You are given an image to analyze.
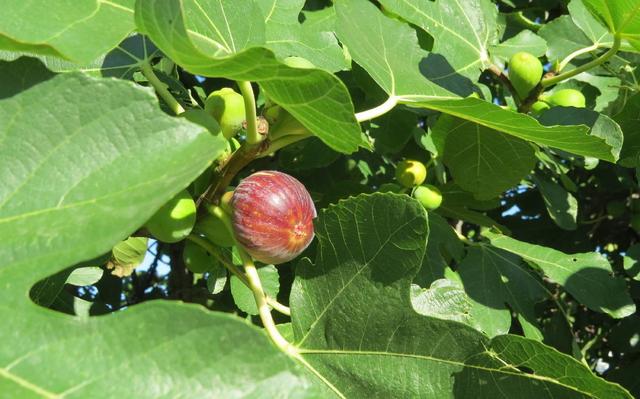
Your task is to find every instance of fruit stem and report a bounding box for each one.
[186,234,290,315]
[257,132,312,158]
[542,35,621,88]
[355,96,398,122]
[140,61,185,115]
[488,64,521,106]
[556,43,601,72]
[202,143,261,205]
[241,250,299,356]
[508,11,541,32]
[238,81,262,145]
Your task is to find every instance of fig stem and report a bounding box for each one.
[242,253,299,355]
[542,35,621,88]
[355,95,398,122]
[140,61,185,115]
[186,234,291,316]
[257,132,312,158]
[238,81,262,145]
[487,64,521,106]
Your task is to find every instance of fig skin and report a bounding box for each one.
[395,160,427,188]
[509,52,543,99]
[205,87,246,139]
[231,171,316,264]
[145,190,196,243]
[548,89,586,108]
[413,185,443,211]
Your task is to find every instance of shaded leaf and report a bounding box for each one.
[485,232,636,318]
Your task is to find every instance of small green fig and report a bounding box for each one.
[413,184,443,211]
[182,240,216,273]
[583,156,599,170]
[283,56,315,69]
[548,89,586,108]
[146,190,196,243]
[509,52,543,99]
[606,200,626,218]
[395,160,427,188]
[193,212,235,248]
[205,87,246,139]
[531,101,550,115]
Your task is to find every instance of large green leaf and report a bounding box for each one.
[0,0,135,63]
[334,0,620,162]
[255,0,348,72]
[458,246,546,340]
[614,93,640,167]
[0,72,320,397]
[135,0,361,154]
[533,174,578,231]
[0,35,160,80]
[435,116,537,199]
[289,193,630,398]
[582,0,640,50]
[379,0,499,82]
[485,232,636,319]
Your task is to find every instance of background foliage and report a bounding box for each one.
[1,0,639,397]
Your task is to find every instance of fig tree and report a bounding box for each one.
[395,160,427,188]
[231,171,316,264]
[509,52,543,99]
[548,89,585,108]
[413,184,443,211]
[145,190,196,243]
[205,87,246,139]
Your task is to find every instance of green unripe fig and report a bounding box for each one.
[283,56,315,69]
[631,214,640,233]
[193,212,235,248]
[204,88,246,139]
[146,190,196,243]
[583,156,599,170]
[413,184,443,211]
[182,240,216,273]
[531,101,550,115]
[548,89,585,108]
[509,52,543,99]
[606,200,626,218]
[395,160,427,188]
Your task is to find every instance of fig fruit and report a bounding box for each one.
[548,89,585,108]
[395,160,427,188]
[531,101,550,115]
[231,171,316,264]
[583,156,599,170]
[509,52,543,99]
[194,212,235,248]
[183,240,216,273]
[414,184,443,210]
[146,190,196,243]
[205,87,246,139]
[283,56,315,69]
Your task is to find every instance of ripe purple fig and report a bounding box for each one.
[231,171,316,264]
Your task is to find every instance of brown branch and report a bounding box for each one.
[488,64,520,107]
